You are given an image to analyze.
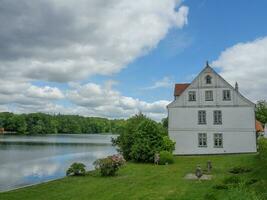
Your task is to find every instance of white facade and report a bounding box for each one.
[167,64,257,155]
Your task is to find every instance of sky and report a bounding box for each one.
[0,0,267,121]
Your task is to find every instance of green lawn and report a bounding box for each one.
[1,154,266,200]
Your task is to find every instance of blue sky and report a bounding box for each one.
[0,0,267,120]
[111,0,267,102]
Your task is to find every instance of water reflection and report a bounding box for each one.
[0,134,117,192]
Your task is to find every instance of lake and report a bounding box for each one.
[0,134,117,192]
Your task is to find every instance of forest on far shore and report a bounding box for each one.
[0,112,168,135]
[0,112,128,135]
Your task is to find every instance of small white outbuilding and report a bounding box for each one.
[167,62,257,155]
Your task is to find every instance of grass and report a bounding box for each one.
[0,154,266,200]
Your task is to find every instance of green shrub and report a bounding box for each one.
[159,151,174,165]
[258,138,267,161]
[66,162,86,176]
[229,166,252,174]
[112,113,148,161]
[213,184,228,190]
[93,154,125,176]
[113,113,175,163]
[223,176,241,185]
[162,136,175,152]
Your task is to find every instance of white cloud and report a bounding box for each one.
[67,82,169,120]
[26,86,64,100]
[0,0,187,120]
[143,76,173,90]
[212,36,267,101]
[0,83,64,108]
[0,0,188,82]
[0,81,169,121]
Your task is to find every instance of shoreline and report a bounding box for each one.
[0,176,66,193]
[0,168,98,193]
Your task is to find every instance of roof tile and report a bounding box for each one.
[174,83,190,96]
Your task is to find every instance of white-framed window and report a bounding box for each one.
[198,110,206,124]
[223,90,231,101]
[214,110,222,125]
[188,91,196,101]
[198,133,207,147]
[205,90,213,101]
[205,75,212,84]
[214,133,223,148]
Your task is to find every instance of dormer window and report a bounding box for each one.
[205,75,212,84]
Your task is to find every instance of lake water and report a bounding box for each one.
[0,134,117,192]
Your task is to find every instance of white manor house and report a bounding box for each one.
[167,62,257,155]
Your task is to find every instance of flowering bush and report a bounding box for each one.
[93,154,125,176]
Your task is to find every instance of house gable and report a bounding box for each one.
[168,63,255,108]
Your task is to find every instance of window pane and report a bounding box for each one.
[198,111,206,124]
[198,133,207,147]
[206,75,212,84]
[223,90,231,101]
[205,91,213,101]
[189,91,196,101]
[214,110,222,124]
[214,133,223,148]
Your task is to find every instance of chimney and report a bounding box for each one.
[235,82,239,92]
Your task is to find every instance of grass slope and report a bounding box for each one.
[1,154,266,200]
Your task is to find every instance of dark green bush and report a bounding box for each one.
[112,113,149,161]
[223,176,241,185]
[113,113,175,163]
[66,162,86,176]
[258,138,267,161]
[229,166,252,174]
[93,154,125,176]
[159,151,174,165]
[212,184,228,190]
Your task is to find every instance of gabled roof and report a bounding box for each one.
[168,62,255,108]
[174,83,190,96]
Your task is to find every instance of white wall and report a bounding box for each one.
[168,66,256,155]
[169,107,255,132]
[168,105,256,155]
[169,131,257,155]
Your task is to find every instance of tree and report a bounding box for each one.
[130,119,166,163]
[256,100,267,125]
[13,115,27,134]
[161,117,168,130]
[0,112,127,135]
[112,113,148,160]
[113,113,175,163]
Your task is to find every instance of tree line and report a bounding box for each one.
[0,112,126,135]
[256,100,267,126]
